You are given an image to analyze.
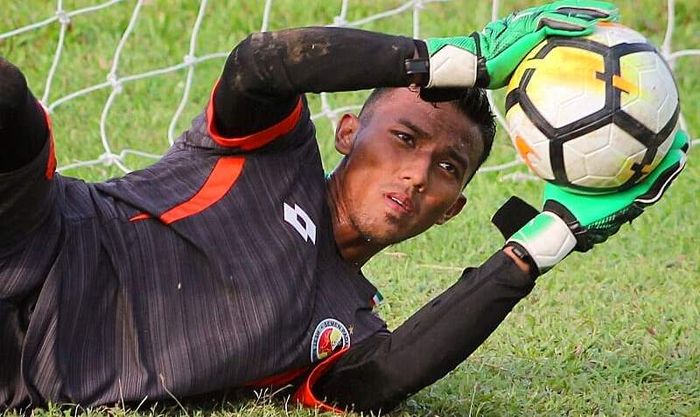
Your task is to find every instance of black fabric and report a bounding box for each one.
[0,58,48,173]
[213,27,418,137]
[491,195,540,239]
[0,130,57,251]
[315,251,535,413]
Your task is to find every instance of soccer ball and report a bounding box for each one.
[504,23,680,194]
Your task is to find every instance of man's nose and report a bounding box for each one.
[401,154,431,192]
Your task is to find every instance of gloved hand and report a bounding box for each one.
[425,0,619,89]
[505,130,689,274]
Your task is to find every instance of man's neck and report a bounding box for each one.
[326,168,387,267]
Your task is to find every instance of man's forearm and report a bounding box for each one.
[314,251,536,413]
[214,27,426,137]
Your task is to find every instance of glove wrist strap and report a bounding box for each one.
[506,212,577,274]
[404,39,431,86]
[404,58,430,86]
[504,241,540,279]
[424,43,478,88]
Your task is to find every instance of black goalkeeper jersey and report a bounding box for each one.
[0,95,387,409]
[3,29,542,413]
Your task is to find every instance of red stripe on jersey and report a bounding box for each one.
[39,103,57,180]
[159,156,245,225]
[206,80,303,151]
[129,212,151,222]
[293,348,349,414]
[128,157,244,224]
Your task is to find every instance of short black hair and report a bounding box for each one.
[358,87,496,168]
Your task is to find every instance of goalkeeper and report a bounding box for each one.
[0,1,688,413]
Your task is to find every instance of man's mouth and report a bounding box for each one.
[384,192,414,215]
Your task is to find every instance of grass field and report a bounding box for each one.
[1,0,698,416]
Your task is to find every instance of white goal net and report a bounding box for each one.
[0,0,697,177]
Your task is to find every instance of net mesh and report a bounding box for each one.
[1,0,697,177]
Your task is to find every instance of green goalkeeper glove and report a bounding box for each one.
[505,130,689,274]
[425,0,619,89]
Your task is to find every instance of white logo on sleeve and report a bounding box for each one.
[283,202,316,244]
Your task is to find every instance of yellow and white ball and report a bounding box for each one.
[505,23,679,193]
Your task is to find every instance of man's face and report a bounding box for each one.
[333,88,485,245]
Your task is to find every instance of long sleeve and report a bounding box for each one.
[309,251,536,413]
[0,57,48,173]
[0,57,57,250]
[213,27,427,138]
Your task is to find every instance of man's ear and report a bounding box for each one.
[436,194,466,225]
[335,113,359,155]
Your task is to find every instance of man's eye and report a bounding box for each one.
[439,161,457,175]
[394,132,414,146]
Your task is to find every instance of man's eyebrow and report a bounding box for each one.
[397,117,471,170]
[397,118,429,137]
[447,146,469,171]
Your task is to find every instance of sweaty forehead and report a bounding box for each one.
[369,88,484,168]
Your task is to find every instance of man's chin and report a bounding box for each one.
[356,221,416,246]
[350,210,424,246]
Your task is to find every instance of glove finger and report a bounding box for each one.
[555,7,611,20]
[536,12,597,36]
[484,31,546,88]
[580,203,644,251]
[633,151,686,207]
[555,5,620,22]
[580,226,615,251]
[482,19,507,38]
[670,128,690,153]
[631,129,689,206]
[588,204,643,231]
[551,0,620,19]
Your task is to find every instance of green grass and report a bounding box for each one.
[2,0,699,416]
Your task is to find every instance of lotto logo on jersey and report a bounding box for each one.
[310,318,350,362]
[284,202,316,244]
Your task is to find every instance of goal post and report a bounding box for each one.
[0,0,696,180]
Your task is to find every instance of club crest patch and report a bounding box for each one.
[310,318,351,362]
